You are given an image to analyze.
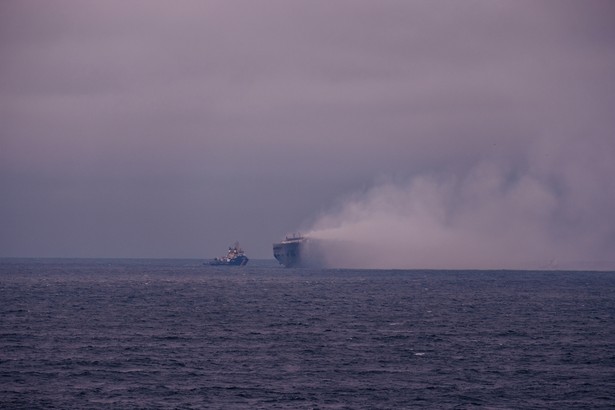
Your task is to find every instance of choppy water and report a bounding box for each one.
[1,258,614,409]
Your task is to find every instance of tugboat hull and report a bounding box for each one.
[210,255,249,266]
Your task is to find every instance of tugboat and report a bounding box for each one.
[210,242,249,266]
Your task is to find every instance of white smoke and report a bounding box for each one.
[306,144,615,270]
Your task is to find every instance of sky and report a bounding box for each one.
[1,1,614,268]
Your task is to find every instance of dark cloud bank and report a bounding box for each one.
[1,1,614,269]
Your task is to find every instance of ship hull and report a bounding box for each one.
[273,236,325,268]
[273,240,303,268]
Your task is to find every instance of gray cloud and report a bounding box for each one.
[1,1,614,267]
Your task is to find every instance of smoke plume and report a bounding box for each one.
[306,138,615,270]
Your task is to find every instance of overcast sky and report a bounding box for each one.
[1,1,614,267]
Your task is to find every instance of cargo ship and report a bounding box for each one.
[273,234,324,268]
[273,235,305,267]
[209,242,249,266]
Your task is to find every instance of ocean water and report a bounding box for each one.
[1,258,614,409]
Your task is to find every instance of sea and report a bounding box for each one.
[1,258,614,409]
